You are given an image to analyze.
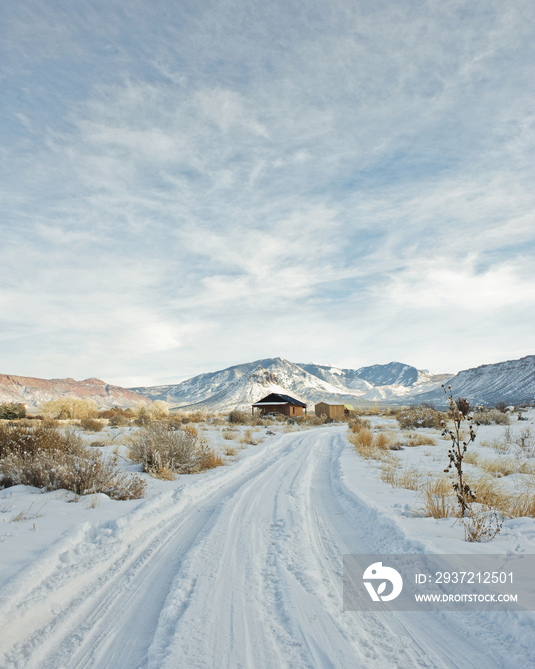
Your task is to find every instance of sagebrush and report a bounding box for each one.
[0,423,145,499]
[128,422,223,475]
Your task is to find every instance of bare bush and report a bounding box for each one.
[0,424,145,499]
[463,504,503,542]
[348,416,372,433]
[228,409,250,425]
[128,422,223,475]
[473,409,509,426]
[397,406,446,430]
[109,415,130,427]
[80,417,104,432]
[455,397,471,415]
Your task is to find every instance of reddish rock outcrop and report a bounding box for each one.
[0,373,149,410]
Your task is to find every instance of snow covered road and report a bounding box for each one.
[1,427,534,668]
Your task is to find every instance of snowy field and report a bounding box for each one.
[1,413,535,668]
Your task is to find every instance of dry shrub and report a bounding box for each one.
[224,445,238,457]
[502,475,535,518]
[380,457,399,486]
[405,434,437,447]
[374,432,391,451]
[199,450,224,469]
[183,424,198,439]
[128,422,224,475]
[0,424,145,499]
[109,415,129,427]
[348,429,390,459]
[397,467,422,490]
[240,429,260,445]
[80,417,104,432]
[506,491,535,518]
[229,409,249,425]
[40,398,99,420]
[481,437,511,455]
[0,422,83,458]
[418,476,456,518]
[348,416,371,433]
[222,429,237,440]
[296,414,329,427]
[480,457,535,478]
[463,504,503,542]
[463,451,480,465]
[397,406,446,430]
[473,409,510,426]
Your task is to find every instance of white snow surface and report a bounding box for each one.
[2,419,535,668]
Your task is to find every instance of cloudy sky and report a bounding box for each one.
[1,0,534,387]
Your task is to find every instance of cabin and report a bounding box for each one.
[252,393,307,417]
[315,402,345,420]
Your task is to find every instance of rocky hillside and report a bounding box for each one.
[417,355,535,407]
[0,374,149,411]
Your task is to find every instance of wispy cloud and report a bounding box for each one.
[1,0,534,384]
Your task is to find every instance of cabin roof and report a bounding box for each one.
[252,393,307,408]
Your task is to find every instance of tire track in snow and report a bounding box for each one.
[2,427,534,669]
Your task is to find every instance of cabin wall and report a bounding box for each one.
[315,403,344,419]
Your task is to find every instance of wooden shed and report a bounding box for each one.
[252,393,307,417]
[315,402,345,420]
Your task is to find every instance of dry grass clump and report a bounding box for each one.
[506,476,535,518]
[128,422,223,475]
[479,457,535,478]
[418,475,457,518]
[404,434,437,447]
[240,429,261,445]
[348,429,391,459]
[0,423,145,499]
[473,409,510,426]
[222,429,237,440]
[397,406,447,430]
[463,451,480,465]
[380,457,399,485]
[229,409,250,425]
[80,417,104,432]
[397,467,422,490]
[348,416,372,433]
[380,458,422,490]
[183,424,199,439]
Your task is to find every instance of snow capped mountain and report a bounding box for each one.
[417,355,535,407]
[3,354,531,413]
[131,358,369,410]
[175,365,308,412]
[131,357,453,410]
